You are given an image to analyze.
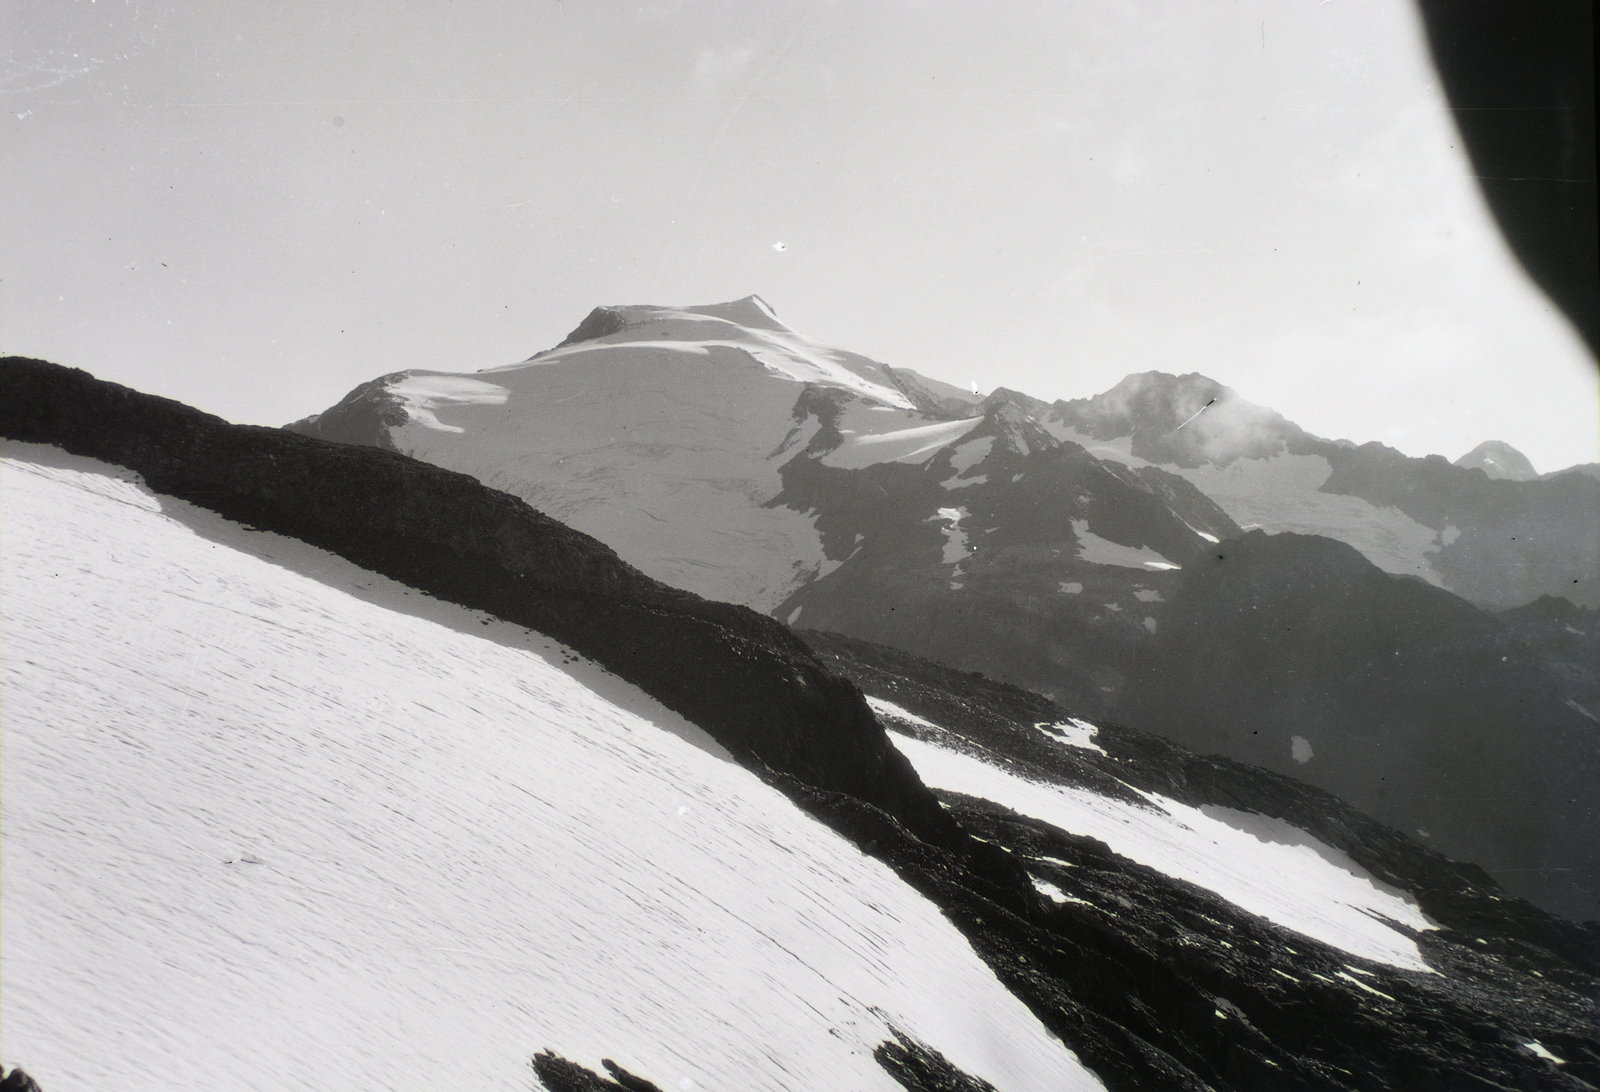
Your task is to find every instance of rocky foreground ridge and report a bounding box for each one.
[4,355,1597,1090]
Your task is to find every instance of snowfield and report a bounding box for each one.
[884,730,1438,973]
[1,445,1102,1092]
[1047,429,1447,587]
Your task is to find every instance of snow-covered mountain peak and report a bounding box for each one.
[289,299,969,609]
[514,296,913,411]
[684,293,789,331]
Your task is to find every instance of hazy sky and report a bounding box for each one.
[5,0,1597,470]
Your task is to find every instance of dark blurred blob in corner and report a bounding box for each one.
[1416,0,1598,361]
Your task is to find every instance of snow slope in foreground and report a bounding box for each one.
[884,730,1438,974]
[1,445,1100,1092]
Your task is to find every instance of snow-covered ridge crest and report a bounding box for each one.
[506,295,915,411]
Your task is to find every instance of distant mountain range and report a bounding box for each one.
[5,353,1596,1091]
[288,297,1599,920]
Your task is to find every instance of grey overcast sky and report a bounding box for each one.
[4,0,1597,470]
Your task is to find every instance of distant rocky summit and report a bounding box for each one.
[1456,439,1541,481]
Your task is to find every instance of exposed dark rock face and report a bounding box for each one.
[1500,596,1600,722]
[531,1039,1004,1092]
[283,372,409,449]
[0,1069,43,1092]
[875,1027,1000,1092]
[771,391,1238,715]
[0,356,957,849]
[801,629,1600,1092]
[883,365,986,420]
[554,305,629,348]
[531,1052,665,1092]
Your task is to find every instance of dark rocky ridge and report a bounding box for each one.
[0,356,956,849]
[554,305,629,349]
[770,388,1239,717]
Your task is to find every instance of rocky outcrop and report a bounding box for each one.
[553,305,629,349]
[0,1069,43,1092]
[284,371,409,449]
[531,1052,666,1092]
[531,1034,1006,1092]
[771,401,1239,717]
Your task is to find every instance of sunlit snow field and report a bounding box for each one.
[1,444,1100,1092]
[884,729,1438,973]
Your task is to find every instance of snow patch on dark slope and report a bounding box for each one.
[1125,530,1600,921]
[2,445,1093,1092]
[804,630,1600,1089]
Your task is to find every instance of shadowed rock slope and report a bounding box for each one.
[1122,531,1600,922]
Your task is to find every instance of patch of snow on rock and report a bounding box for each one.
[867,697,947,734]
[887,730,1438,973]
[1071,519,1180,571]
[1522,1041,1567,1065]
[823,418,984,470]
[928,507,972,564]
[388,373,510,432]
[1035,720,1106,755]
[948,436,996,475]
